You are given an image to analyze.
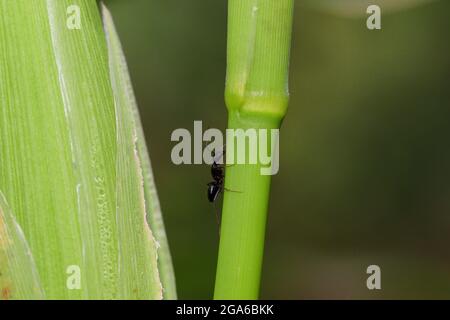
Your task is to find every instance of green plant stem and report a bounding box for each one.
[214,0,294,299]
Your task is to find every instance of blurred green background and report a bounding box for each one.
[107,0,450,299]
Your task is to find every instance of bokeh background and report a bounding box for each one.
[106,0,450,299]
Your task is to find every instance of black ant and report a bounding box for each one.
[207,160,225,203]
[207,146,239,203]
[206,145,243,201]
[207,144,227,204]
[206,147,242,232]
[205,147,226,233]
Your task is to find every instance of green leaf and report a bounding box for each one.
[102,3,176,300]
[0,0,175,299]
[0,192,44,300]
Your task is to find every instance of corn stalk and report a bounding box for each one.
[214,0,294,299]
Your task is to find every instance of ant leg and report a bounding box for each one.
[224,187,243,193]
